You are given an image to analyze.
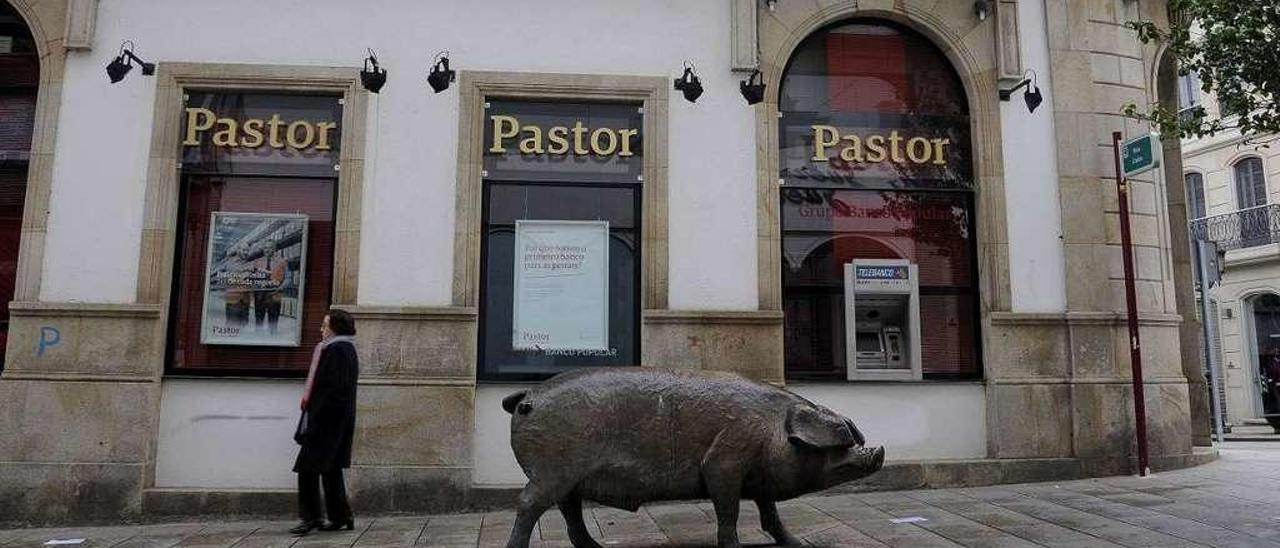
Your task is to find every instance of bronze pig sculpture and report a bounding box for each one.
[500,368,885,548]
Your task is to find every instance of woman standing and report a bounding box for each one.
[291,309,359,535]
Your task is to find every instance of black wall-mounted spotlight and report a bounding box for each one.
[974,0,991,21]
[360,49,387,93]
[999,70,1043,113]
[105,41,155,83]
[740,69,766,105]
[765,0,778,11]
[427,51,456,93]
[674,62,704,103]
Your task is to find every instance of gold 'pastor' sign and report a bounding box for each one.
[489,115,638,157]
[183,107,338,150]
[810,125,951,166]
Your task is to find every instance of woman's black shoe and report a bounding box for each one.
[320,519,354,531]
[290,520,323,535]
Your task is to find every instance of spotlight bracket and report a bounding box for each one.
[673,61,704,103]
[997,78,1031,102]
[428,51,456,93]
[106,41,155,83]
[739,68,767,105]
[998,70,1043,113]
[360,48,388,93]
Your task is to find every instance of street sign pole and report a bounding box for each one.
[1113,131,1150,476]
[1195,240,1226,444]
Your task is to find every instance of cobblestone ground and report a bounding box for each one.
[4,443,1280,547]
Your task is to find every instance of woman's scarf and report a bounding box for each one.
[300,335,356,410]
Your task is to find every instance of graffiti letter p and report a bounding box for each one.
[37,326,61,357]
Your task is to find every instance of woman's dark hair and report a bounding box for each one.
[327,309,356,336]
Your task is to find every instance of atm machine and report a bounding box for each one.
[843,258,922,381]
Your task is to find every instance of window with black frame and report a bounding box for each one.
[478,100,643,381]
[778,20,981,381]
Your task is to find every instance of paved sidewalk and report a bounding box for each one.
[4,443,1280,547]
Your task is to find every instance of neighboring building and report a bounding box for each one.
[1184,73,1280,430]
[0,0,1213,524]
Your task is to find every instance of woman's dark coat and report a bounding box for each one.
[294,340,359,473]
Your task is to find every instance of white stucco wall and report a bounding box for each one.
[42,0,757,310]
[473,382,987,486]
[999,0,1067,312]
[155,379,303,489]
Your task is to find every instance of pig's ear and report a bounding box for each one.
[786,405,859,449]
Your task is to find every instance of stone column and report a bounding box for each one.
[1045,0,1192,471]
[1156,52,1213,447]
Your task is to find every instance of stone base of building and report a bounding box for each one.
[0,450,1217,527]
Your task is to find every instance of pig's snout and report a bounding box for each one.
[848,445,885,469]
[831,445,885,485]
[865,446,885,469]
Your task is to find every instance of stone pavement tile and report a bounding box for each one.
[351,517,429,547]
[993,524,1125,548]
[977,494,1208,545]
[773,501,843,538]
[226,523,301,548]
[897,489,980,505]
[978,493,1205,547]
[417,513,481,546]
[113,524,213,548]
[589,507,666,545]
[1032,484,1277,548]
[535,508,568,536]
[852,491,1043,548]
[899,491,1125,548]
[644,503,713,545]
[173,522,263,547]
[536,506,605,545]
[3,525,146,548]
[477,511,520,546]
[1166,473,1280,506]
[799,523,888,547]
[1087,489,1280,543]
[291,521,369,548]
[797,495,963,547]
[836,520,965,547]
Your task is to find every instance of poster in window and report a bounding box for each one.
[512,220,609,351]
[201,212,309,347]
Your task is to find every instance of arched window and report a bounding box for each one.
[778,20,978,381]
[0,0,39,370]
[1235,157,1267,209]
[1184,172,1206,219]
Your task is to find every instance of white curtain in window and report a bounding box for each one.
[1235,158,1267,209]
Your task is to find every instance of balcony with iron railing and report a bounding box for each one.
[1189,204,1280,251]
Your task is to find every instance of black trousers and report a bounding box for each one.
[253,292,282,332]
[297,470,352,523]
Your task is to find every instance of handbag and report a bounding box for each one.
[294,410,310,445]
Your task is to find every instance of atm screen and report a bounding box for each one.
[855,331,883,353]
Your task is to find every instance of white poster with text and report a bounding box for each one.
[512,220,609,351]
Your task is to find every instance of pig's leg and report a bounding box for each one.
[504,481,557,548]
[702,431,750,548]
[557,494,603,548]
[755,499,801,546]
[702,465,744,548]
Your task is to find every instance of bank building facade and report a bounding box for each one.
[0,0,1216,522]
